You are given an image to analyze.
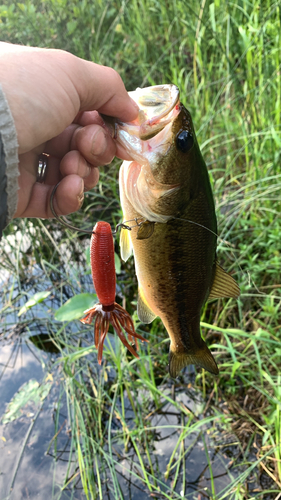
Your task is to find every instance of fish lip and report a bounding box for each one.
[130,84,179,117]
[117,84,180,141]
[115,85,182,164]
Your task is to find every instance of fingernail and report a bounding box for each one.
[78,192,84,208]
[77,179,84,208]
[127,97,139,121]
[130,97,139,111]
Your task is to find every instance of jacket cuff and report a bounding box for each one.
[0,83,19,238]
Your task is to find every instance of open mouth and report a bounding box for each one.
[118,84,180,141]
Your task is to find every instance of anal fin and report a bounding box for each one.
[208,262,240,300]
[137,287,157,324]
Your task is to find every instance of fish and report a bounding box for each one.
[80,221,147,362]
[115,84,240,377]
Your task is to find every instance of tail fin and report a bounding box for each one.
[169,341,219,378]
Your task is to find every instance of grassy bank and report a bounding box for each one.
[0,0,281,498]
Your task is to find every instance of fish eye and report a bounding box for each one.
[176,130,194,153]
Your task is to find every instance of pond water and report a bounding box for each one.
[0,342,76,500]
[0,338,244,500]
[0,228,259,499]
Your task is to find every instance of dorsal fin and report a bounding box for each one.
[208,262,240,300]
[137,287,157,324]
[120,225,133,262]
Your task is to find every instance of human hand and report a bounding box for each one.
[0,42,138,218]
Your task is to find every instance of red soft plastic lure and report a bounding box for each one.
[80,221,147,363]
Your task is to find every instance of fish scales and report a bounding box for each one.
[120,155,218,375]
[116,85,239,377]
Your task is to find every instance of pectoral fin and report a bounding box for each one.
[120,225,133,262]
[208,263,240,300]
[137,287,157,324]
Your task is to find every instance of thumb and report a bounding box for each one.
[70,58,139,122]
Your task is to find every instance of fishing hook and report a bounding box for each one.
[50,182,144,235]
[50,182,93,234]
[50,182,219,239]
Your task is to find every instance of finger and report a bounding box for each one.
[50,174,84,217]
[60,150,99,190]
[73,115,137,160]
[45,118,135,166]
[73,110,105,127]
[44,123,116,165]
[44,124,80,158]
[73,61,139,122]
[41,151,100,191]
[43,155,61,186]
[19,174,84,219]
[73,125,116,166]
[44,108,110,157]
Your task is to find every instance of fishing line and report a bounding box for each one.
[50,184,247,289]
[168,215,237,249]
[50,183,230,246]
[119,215,219,238]
[121,215,234,249]
[169,216,219,239]
[120,215,240,268]
[132,214,233,248]
[169,215,247,282]
[50,183,93,234]
[169,219,260,292]
[50,183,145,235]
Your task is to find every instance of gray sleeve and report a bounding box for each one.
[0,84,19,239]
[0,133,8,237]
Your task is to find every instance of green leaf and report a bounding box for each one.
[18,291,51,317]
[231,361,241,379]
[2,378,52,424]
[55,293,97,322]
[84,247,91,275]
[85,246,90,266]
[66,20,77,35]
[17,3,26,12]
[114,252,121,274]
[209,3,216,33]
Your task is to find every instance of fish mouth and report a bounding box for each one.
[128,85,180,140]
[118,85,183,224]
[117,84,180,141]
[115,84,181,163]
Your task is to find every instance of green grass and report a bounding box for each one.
[1,0,281,498]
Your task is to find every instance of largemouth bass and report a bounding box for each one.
[116,85,239,377]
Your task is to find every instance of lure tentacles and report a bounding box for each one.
[80,221,147,363]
